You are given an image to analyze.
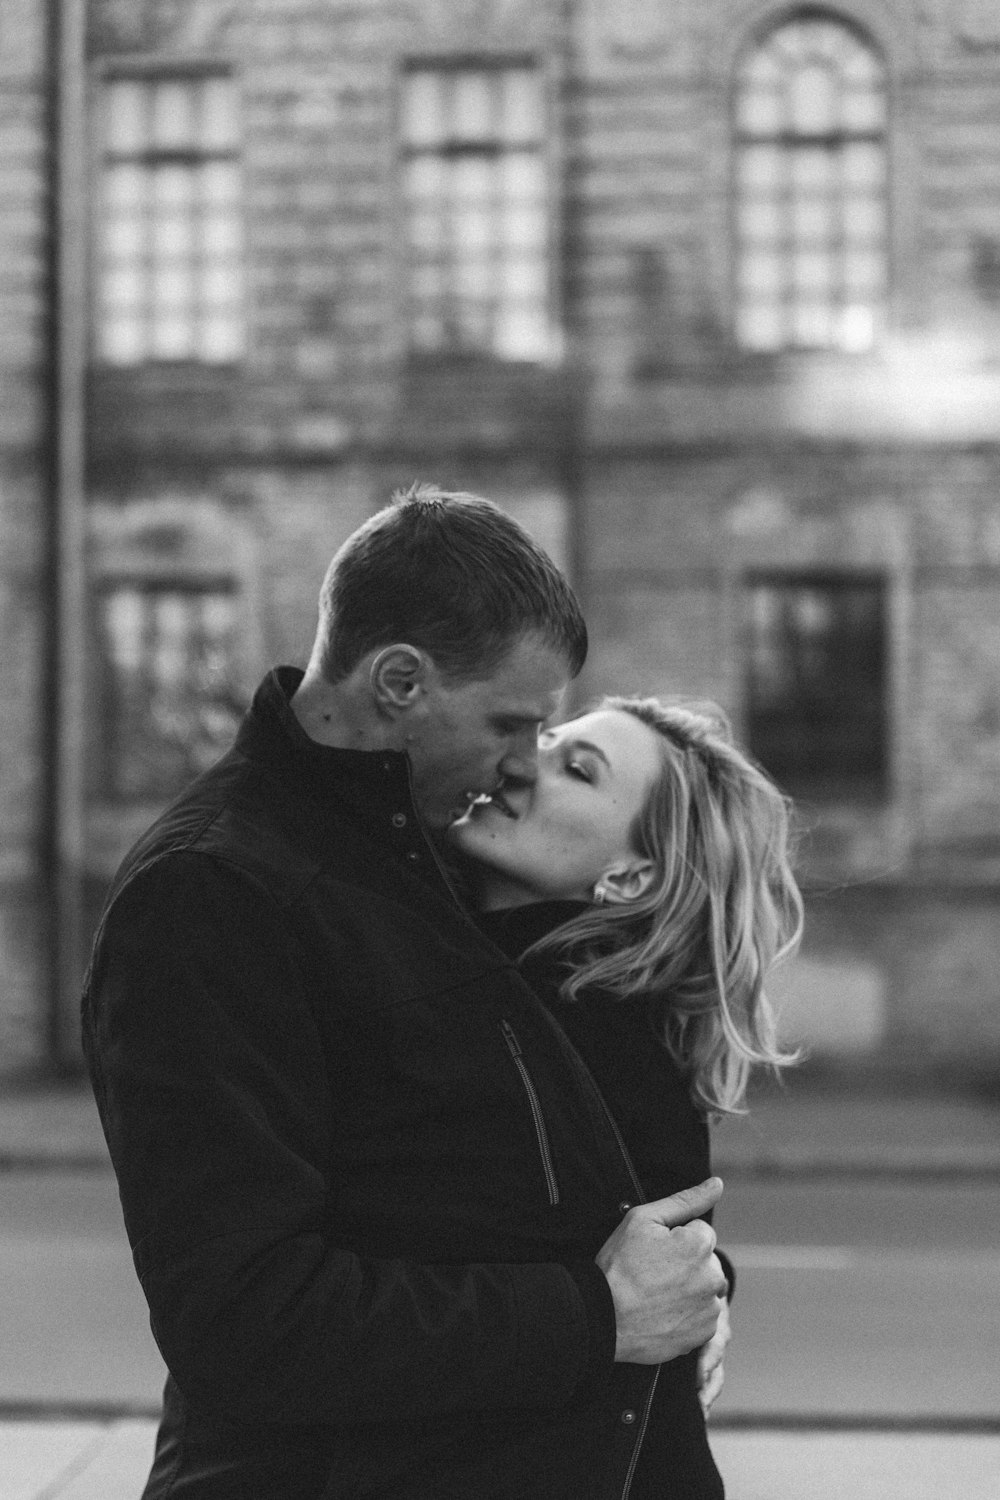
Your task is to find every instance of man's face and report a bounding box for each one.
[405,632,571,830]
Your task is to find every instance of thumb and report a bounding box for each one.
[644,1177,723,1228]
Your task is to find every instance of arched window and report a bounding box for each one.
[733,12,888,353]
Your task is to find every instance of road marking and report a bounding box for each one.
[725,1244,862,1269]
[725,1244,1000,1271]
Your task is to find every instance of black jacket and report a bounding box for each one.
[481,903,729,1499]
[82,669,687,1499]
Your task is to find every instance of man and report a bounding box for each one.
[82,484,727,1498]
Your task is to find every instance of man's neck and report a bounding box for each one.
[290,671,393,753]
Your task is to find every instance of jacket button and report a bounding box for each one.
[621,1409,636,1425]
[391,813,407,828]
[618,1201,632,1215]
[406,850,421,862]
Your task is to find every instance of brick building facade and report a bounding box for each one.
[5,0,1000,1082]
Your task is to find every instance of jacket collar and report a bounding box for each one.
[476,900,590,962]
[235,667,418,822]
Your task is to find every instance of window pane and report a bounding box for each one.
[201,76,239,150]
[736,302,783,350]
[842,84,886,132]
[455,207,491,254]
[105,588,146,672]
[501,152,545,201]
[106,81,147,152]
[501,70,542,142]
[199,315,243,361]
[201,213,242,256]
[453,157,492,204]
[844,197,886,240]
[199,161,241,204]
[503,203,546,251]
[152,80,195,149]
[792,146,833,193]
[151,314,195,358]
[154,165,194,210]
[740,251,783,294]
[153,266,195,308]
[106,163,147,210]
[407,209,443,251]
[793,250,832,293]
[793,195,835,241]
[103,266,145,307]
[495,306,548,359]
[739,198,783,240]
[737,81,783,134]
[101,583,242,801]
[844,248,884,292]
[842,142,885,188]
[103,215,146,261]
[744,577,887,800]
[739,144,784,191]
[153,214,194,258]
[405,155,446,201]
[98,73,243,367]
[403,63,547,361]
[101,318,147,364]
[734,18,887,353]
[838,304,877,351]
[792,301,833,345]
[789,62,839,133]
[202,265,239,305]
[453,72,494,141]
[403,72,445,146]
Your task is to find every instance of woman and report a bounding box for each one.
[449,695,803,1499]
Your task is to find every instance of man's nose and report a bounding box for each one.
[499,732,539,786]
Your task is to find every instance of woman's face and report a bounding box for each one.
[448,707,662,910]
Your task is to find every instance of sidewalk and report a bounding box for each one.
[2,1074,999,1498]
[2,1071,998,1176]
[4,1419,999,1500]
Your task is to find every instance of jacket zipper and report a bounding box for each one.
[500,1020,560,1205]
[620,1366,660,1500]
[543,1022,659,1492]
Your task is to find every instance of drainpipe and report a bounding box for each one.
[44,0,88,1071]
[557,0,590,704]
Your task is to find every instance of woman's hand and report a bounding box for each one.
[696,1293,731,1415]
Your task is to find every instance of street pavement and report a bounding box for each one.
[1,1075,998,1497]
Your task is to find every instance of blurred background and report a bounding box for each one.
[2,1,1000,1495]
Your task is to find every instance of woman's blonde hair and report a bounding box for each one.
[526,696,804,1117]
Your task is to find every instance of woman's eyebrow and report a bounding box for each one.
[567,737,612,770]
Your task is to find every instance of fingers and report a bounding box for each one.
[643,1177,723,1229]
[698,1359,725,1415]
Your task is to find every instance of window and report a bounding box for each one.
[97,579,244,801]
[401,62,549,360]
[734,14,888,353]
[96,72,243,365]
[744,573,888,801]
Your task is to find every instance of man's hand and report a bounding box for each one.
[697,1290,731,1414]
[595,1178,727,1365]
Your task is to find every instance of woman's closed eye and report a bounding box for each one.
[565,757,594,782]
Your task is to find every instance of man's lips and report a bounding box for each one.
[466,789,518,819]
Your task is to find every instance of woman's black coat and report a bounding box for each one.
[480,901,729,1500]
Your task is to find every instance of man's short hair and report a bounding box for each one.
[314,482,587,683]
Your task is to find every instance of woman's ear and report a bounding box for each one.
[369,644,427,718]
[593,858,655,906]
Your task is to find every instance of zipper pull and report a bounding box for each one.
[500,1019,521,1056]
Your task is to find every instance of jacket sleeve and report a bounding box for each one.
[82,851,616,1427]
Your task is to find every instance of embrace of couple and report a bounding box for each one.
[82,483,803,1500]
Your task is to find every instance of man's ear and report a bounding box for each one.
[594,857,655,906]
[369,645,427,719]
